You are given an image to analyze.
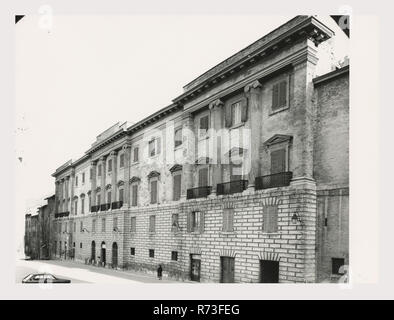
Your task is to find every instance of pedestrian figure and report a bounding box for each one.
[157,264,163,280]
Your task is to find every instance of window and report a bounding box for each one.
[92,219,96,233]
[75,176,78,186]
[88,194,91,211]
[222,208,234,232]
[98,164,102,177]
[150,180,158,204]
[133,147,139,162]
[198,167,209,187]
[113,217,118,230]
[174,127,182,148]
[82,172,85,183]
[130,216,136,233]
[198,115,209,138]
[270,149,286,174]
[101,218,106,232]
[73,222,76,232]
[171,251,178,261]
[74,199,78,215]
[131,184,138,206]
[171,213,179,232]
[108,159,112,173]
[332,258,345,275]
[130,247,135,255]
[263,205,278,233]
[149,215,156,233]
[107,191,112,204]
[231,102,242,126]
[80,243,82,249]
[149,249,155,258]
[90,168,92,180]
[188,211,204,233]
[119,154,125,168]
[272,80,288,111]
[148,138,161,157]
[97,194,101,206]
[81,197,85,214]
[173,174,182,201]
[80,221,83,232]
[119,189,124,202]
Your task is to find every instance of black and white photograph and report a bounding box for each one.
[1,0,389,304]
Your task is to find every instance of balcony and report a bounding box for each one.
[255,172,293,190]
[111,201,123,210]
[91,205,100,213]
[217,180,248,195]
[187,186,212,200]
[100,203,111,211]
[55,211,69,218]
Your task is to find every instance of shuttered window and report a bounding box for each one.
[130,216,136,233]
[82,172,85,183]
[149,140,156,157]
[222,208,234,232]
[171,213,179,232]
[149,215,156,233]
[263,205,278,233]
[119,189,124,202]
[101,218,106,232]
[108,159,112,172]
[133,147,139,162]
[107,191,111,204]
[81,197,85,214]
[270,149,286,174]
[174,127,182,148]
[97,194,101,206]
[232,102,242,126]
[98,165,102,177]
[92,219,96,233]
[187,211,204,233]
[198,167,208,187]
[173,174,182,201]
[150,180,158,204]
[171,251,178,261]
[199,115,209,137]
[113,217,118,229]
[119,154,125,168]
[272,80,287,111]
[132,184,138,206]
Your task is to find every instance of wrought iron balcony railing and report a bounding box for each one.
[55,211,70,218]
[111,201,123,210]
[100,203,111,211]
[217,180,248,195]
[186,186,212,200]
[91,205,100,213]
[255,172,293,190]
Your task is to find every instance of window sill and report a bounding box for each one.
[174,145,183,151]
[269,105,289,116]
[229,122,245,130]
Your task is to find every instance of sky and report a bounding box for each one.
[14,14,348,247]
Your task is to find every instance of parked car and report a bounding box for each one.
[22,273,71,284]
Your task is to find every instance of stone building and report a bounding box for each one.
[37,16,349,283]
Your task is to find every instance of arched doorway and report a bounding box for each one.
[112,242,118,268]
[91,241,96,262]
[101,242,106,267]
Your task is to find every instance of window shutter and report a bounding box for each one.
[279,80,287,108]
[132,185,138,206]
[268,206,278,232]
[272,83,279,110]
[228,209,234,231]
[119,189,124,202]
[173,174,181,201]
[241,98,248,122]
[187,212,191,232]
[157,137,161,154]
[151,180,157,204]
[225,104,232,127]
[199,211,205,233]
[198,167,208,187]
[270,149,286,174]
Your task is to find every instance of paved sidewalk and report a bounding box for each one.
[28,259,193,284]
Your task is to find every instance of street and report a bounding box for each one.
[16,258,183,284]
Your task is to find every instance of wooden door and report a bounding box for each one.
[220,257,235,283]
[190,255,201,282]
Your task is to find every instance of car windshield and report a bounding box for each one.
[22,274,33,281]
[44,274,56,280]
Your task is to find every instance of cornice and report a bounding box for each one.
[174,16,333,106]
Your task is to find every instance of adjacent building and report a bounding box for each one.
[26,16,349,283]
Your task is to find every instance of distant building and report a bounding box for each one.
[28,16,349,283]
